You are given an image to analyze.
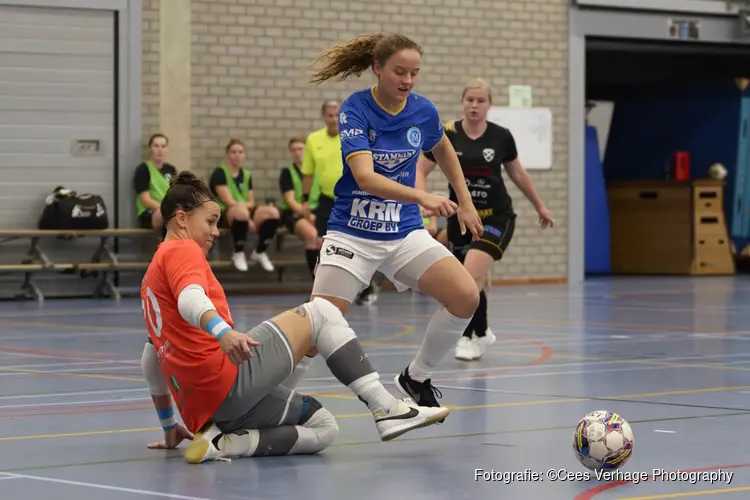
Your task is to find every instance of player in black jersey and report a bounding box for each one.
[418,78,554,361]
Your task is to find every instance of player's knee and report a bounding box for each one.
[306,296,351,344]
[446,279,480,318]
[298,396,339,452]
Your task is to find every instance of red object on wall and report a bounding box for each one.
[674,151,690,181]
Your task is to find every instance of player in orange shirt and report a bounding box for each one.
[139,172,450,463]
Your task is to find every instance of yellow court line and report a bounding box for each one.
[3,384,749,443]
[619,485,750,499]
[0,366,143,383]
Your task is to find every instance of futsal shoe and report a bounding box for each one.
[472,328,496,360]
[393,366,444,408]
[454,336,479,361]
[373,398,450,441]
[184,423,224,464]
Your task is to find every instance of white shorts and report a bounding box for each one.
[316,229,453,292]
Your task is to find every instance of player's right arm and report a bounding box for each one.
[341,104,456,216]
[164,242,259,365]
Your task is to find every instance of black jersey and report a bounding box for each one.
[423,119,518,217]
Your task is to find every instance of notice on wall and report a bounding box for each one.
[486,106,552,170]
[508,85,533,108]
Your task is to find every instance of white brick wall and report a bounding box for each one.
[142,0,569,279]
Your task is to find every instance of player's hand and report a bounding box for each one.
[306,212,316,224]
[147,423,194,450]
[301,201,311,218]
[417,192,457,217]
[536,206,555,229]
[457,203,483,241]
[420,206,434,218]
[219,330,260,365]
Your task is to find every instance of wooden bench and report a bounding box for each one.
[0,227,306,303]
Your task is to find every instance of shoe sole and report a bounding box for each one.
[379,406,451,442]
[184,438,210,464]
[393,374,447,425]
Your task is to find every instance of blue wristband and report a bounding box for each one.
[157,407,177,431]
[205,316,232,341]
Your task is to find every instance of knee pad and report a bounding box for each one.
[300,397,338,445]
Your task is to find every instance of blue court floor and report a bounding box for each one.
[1,276,750,499]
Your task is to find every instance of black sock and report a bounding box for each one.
[473,289,488,338]
[305,249,318,277]
[256,219,279,253]
[231,220,249,253]
[461,321,474,339]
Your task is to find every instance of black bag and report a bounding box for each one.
[38,186,109,231]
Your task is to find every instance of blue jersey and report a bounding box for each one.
[327,87,444,241]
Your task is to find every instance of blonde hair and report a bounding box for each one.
[461,77,492,103]
[309,33,423,84]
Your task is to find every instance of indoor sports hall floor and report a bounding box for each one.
[1,276,749,500]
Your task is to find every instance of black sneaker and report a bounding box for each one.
[393,366,443,408]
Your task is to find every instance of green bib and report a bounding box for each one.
[216,163,250,211]
[136,161,171,216]
[280,165,319,211]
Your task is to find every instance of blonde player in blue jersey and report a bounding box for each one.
[298,33,484,410]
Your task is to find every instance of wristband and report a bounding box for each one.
[205,315,232,341]
[157,407,177,431]
[302,194,309,203]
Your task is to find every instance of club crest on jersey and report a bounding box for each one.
[368,129,377,144]
[407,126,421,148]
[483,148,495,162]
[372,149,416,172]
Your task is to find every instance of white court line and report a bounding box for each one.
[0,388,147,401]
[0,476,17,480]
[0,472,216,500]
[654,430,676,433]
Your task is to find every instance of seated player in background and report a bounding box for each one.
[210,138,280,272]
[133,133,176,233]
[278,137,321,277]
[140,172,450,463]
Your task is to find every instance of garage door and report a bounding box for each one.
[0,4,115,229]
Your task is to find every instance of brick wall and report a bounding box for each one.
[142,0,569,280]
[141,0,160,147]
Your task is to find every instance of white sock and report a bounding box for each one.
[280,355,314,390]
[217,430,260,458]
[349,372,396,414]
[409,306,471,382]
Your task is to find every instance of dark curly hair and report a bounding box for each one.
[160,171,215,223]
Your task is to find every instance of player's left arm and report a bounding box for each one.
[141,341,194,449]
[502,132,554,227]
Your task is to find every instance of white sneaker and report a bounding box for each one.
[373,398,450,441]
[250,250,274,272]
[455,336,478,361]
[231,252,248,271]
[184,423,226,464]
[473,328,496,359]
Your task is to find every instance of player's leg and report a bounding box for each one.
[381,229,480,407]
[185,298,450,463]
[460,215,516,360]
[185,386,339,463]
[249,204,281,271]
[292,215,320,277]
[224,205,251,271]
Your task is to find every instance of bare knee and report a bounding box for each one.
[254,205,280,224]
[227,205,250,222]
[446,280,480,318]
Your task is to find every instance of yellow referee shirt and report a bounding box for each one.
[301,126,343,198]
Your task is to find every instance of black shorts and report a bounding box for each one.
[280,209,303,233]
[138,210,166,239]
[314,195,334,237]
[447,214,515,262]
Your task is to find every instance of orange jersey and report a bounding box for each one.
[141,238,238,433]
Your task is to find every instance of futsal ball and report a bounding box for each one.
[708,162,727,180]
[573,411,634,471]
